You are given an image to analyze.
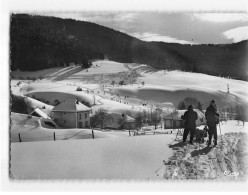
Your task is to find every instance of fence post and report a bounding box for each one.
[53,132,56,141]
[18,133,21,142]
[92,130,94,139]
[129,129,131,136]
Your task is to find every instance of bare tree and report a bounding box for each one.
[90,108,109,129]
[150,107,162,129]
[135,112,144,130]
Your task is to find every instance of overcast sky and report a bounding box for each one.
[39,12,248,44]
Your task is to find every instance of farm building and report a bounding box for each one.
[30,108,51,119]
[52,99,91,128]
[163,109,206,129]
[100,113,135,130]
[122,115,135,130]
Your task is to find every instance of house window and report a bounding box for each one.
[79,113,81,119]
[78,122,82,128]
[85,113,87,118]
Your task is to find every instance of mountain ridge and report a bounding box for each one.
[10,14,248,81]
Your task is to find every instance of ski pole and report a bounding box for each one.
[218,123,222,140]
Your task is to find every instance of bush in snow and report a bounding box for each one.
[76,87,82,91]
[119,80,125,86]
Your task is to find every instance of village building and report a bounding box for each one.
[52,99,91,128]
[163,109,205,129]
[122,115,135,130]
[30,108,51,119]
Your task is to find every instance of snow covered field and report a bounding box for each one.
[129,64,248,102]
[10,121,248,180]
[11,134,174,180]
[12,60,248,113]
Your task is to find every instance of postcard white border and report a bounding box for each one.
[1,0,248,192]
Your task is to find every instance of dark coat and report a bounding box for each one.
[205,105,219,126]
[181,108,198,129]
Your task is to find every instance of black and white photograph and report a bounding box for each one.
[1,0,248,192]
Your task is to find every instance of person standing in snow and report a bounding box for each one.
[181,105,198,144]
[205,99,220,147]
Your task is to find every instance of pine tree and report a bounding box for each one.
[197,102,202,111]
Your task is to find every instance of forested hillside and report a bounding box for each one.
[10,14,248,80]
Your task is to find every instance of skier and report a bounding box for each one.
[205,99,220,147]
[181,105,198,144]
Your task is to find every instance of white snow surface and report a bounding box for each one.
[10,121,247,179]
[11,134,175,180]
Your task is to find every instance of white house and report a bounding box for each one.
[52,99,91,128]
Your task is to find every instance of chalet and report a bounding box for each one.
[122,115,135,130]
[99,113,135,130]
[163,109,205,129]
[52,99,91,128]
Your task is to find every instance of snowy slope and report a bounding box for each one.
[10,121,248,180]
[130,64,248,103]
[11,60,248,117]
[112,84,243,109]
[11,134,175,180]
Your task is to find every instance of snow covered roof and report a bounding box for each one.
[163,110,186,120]
[124,115,135,123]
[52,99,91,112]
[30,108,50,119]
[163,109,205,120]
[163,109,206,126]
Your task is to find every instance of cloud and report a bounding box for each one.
[131,32,196,44]
[193,13,248,23]
[114,13,137,22]
[39,12,137,24]
[38,12,87,21]
[223,26,248,42]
